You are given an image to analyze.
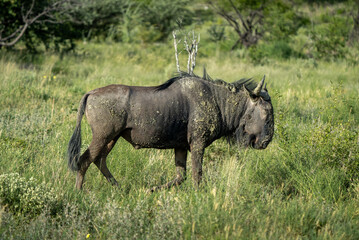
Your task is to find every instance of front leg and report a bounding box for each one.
[150,148,187,192]
[190,142,205,188]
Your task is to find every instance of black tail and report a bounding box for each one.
[67,93,90,171]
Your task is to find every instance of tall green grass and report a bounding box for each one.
[0,42,359,239]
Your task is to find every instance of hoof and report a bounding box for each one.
[145,186,160,194]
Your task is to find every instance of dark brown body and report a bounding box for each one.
[93,84,191,150]
[68,74,274,190]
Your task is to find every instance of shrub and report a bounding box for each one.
[0,173,63,217]
[263,0,310,42]
[248,40,294,64]
[310,19,349,60]
[134,0,193,42]
[248,44,269,65]
[208,25,226,42]
[308,121,359,179]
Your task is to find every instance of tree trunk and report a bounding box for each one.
[349,0,359,45]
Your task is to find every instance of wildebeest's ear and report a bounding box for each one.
[264,83,268,92]
[243,85,259,100]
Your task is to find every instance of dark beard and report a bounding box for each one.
[225,124,251,149]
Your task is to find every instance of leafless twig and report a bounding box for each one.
[183,31,200,75]
[172,30,200,75]
[190,32,200,75]
[183,36,191,73]
[172,31,181,72]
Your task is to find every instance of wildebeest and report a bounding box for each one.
[68,72,274,190]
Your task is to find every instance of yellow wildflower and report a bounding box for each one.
[86,234,90,238]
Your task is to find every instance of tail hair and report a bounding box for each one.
[67,94,89,171]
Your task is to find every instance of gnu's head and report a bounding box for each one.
[237,75,274,149]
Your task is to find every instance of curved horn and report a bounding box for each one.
[253,75,265,96]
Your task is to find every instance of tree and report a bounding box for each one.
[0,0,131,51]
[0,0,74,48]
[62,0,131,40]
[0,0,193,50]
[208,0,265,49]
[135,0,193,42]
[349,0,359,45]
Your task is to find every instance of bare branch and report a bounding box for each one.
[0,26,24,42]
[0,24,30,47]
[184,36,191,74]
[209,2,243,38]
[172,30,200,75]
[172,31,181,72]
[190,33,200,74]
[218,12,243,37]
[228,0,248,32]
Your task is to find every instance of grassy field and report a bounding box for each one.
[0,42,359,239]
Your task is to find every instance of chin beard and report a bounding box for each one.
[226,125,251,149]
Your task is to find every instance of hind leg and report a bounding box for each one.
[94,136,120,187]
[150,148,187,192]
[75,137,107,190]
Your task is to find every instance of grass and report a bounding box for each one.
[0,41,359,239]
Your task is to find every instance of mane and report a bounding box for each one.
[155,68,257,92]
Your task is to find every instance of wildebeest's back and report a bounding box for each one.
[84,77,222,150]
[126,77,222,149]
[124,81,191,149]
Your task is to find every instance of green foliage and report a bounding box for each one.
[263,0,310,42]
[271,79,359,201]
[108,0,193,43]
[210,0,265,11]
[0,173,63,217]
[2,0,358,61]
[309,122,359,177]
[207,25,226,42]
[216,0,358,62]
[310,16,350,60]
[247,44,268,65]
[248,40,294,64]
[247,0,352,62]
[0,0,77,51]
[0,0,194,50]
[135,0,193,42]
[66,0,131,41]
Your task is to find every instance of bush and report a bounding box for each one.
[207,25,226,42]
[248,40,294,64]
[248,44,269,65]
[308,121,359,179]
[310,17,350,60]
[134,0,193,42]
[276,83,359,182]
[0,173,63,217]
[263,0,310,42]
[0,0,192,50]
